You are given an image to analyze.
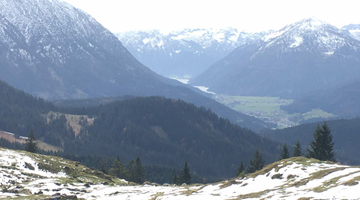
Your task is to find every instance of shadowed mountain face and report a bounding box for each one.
[0,0,168,100]
[282,80,360,118]
[0,0,272,130]
[191,18,360,99]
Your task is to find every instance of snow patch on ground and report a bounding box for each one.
[1,148,360,200]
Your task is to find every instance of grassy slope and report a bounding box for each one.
[1,148,360,199]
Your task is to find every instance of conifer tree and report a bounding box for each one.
[307,122,335,162]
[25,128,38,153]
[172,172,179,185]
[293,141,302,157]
[100,156,108,174]
[247,149,264,173]
[110,159,121,177]
[280,143,290,160]
[128,160,136,182]
[109,155,125,178]
[236,161,245,177]
[135,157,145,184]
[180,162,191,184]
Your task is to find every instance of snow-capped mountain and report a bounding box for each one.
[0,0,165,100]
[0,0,271,131]
[343,24,360,40]
[192,17,360,98]
[261,17,358,54]
[116,28,267,78]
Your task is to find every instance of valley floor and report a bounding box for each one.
[214,94,336,129]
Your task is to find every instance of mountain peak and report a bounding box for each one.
[262,17,358,53]
[292,17,329,31]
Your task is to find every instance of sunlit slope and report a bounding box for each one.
[1,148,359,199]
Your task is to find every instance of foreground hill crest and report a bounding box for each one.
[1,148,359,199]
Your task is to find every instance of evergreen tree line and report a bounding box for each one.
[172,162,191,185]
[99,156,145,184]
[3,128,207,185]
[0,78,281,180]
[236,122,335,177]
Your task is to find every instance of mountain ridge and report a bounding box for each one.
[0,0,270,130]
[191,18,360,98]
[116,28,268,77]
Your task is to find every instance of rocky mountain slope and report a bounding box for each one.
[1,148,359,199]
[191,17,360,98]
[116,28,267,77]
[0,0,270,130]
[0,0,165,100]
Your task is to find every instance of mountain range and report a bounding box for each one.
[116,28,267,78]
[0,0,270,131]
[191,18,360,99]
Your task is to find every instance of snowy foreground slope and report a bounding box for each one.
[1,148,360,199]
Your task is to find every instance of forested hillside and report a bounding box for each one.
[261,118,360,165]
[64,97,280,178]
[0,80,75,146]
[0,78,280,180]
[282,81,360,118]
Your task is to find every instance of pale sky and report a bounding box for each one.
[62,0,360,33]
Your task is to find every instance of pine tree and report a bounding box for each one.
[236,161,246,177]
[180,162,191,184]
[307,122,335,162]
[127,160,136,182]
[109,156,121,177]
[100,156,108,174]
[247,149,264,173]
[109,155,127,179]
[172,172,179,185]
[135,157,145,184]
[280,143,290,160]
[25,128,38,153]
[293,141,302,157]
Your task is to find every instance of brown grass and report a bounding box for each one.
[0,131,62,152]
[45,112,94,137]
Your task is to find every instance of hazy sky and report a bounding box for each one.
[62,0,360,33]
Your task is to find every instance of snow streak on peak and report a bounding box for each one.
[261,17,360,54]
[169,28,240,48]
[117,28,266,51]
[0,0,117,46]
